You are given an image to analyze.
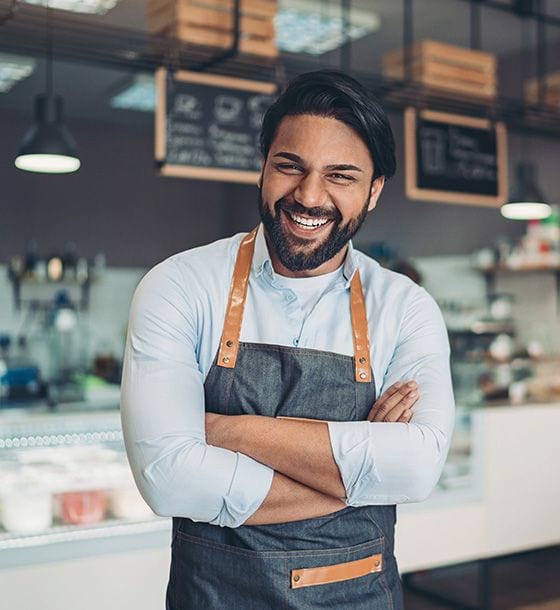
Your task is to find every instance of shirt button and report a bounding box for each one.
[293,338,299,346]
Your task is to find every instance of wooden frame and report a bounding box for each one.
[155,67,276,183]
[405,107,508,207]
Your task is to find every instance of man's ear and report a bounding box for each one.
[257,159,264,189]
[367,176,385,212]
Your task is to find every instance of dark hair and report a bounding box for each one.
[259,70,396,180]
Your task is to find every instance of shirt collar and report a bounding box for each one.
[251,223,358,287]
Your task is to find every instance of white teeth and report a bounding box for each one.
[289,212,330,228]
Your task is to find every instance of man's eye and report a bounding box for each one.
[330,173,355,182]
[276,163,302,172]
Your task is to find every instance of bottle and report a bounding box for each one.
[7,256,25,282]
[522,220,543,266]
[92,252,106,278]
[62,241,78,281]
[47,252,63,282]
[35,260,47,282]
[76,257,89,285]
[24,239,39,280]
[12,335,33,367]
[540,205,560,266]
[10,335,41,399]
[0,334,12,364]
[0,334,12,400]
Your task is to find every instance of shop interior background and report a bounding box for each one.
[1,1,560,609]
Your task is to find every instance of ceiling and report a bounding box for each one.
[1,0,560,127]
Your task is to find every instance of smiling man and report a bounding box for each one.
[120,71,455,609]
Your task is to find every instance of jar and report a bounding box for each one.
[59,490,107,525]
[488,293,514,321]
[107,485,153,521]
[0,464,53,533]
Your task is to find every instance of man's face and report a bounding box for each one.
[258,114,385,274]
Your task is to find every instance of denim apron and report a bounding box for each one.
[166,227,404,609]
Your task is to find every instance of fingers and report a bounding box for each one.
[397,409,412,423]
[381,396,416,422]
[367,380,419,423]
[368,380,417,421]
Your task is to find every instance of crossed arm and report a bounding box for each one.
[120,263,455,528]
[204,381,420,525]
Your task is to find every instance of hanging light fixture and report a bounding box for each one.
[501,0,550,221]
[501,161,551,220]
[14,2,80,174]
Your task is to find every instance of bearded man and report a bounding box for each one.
[121,70,455,610]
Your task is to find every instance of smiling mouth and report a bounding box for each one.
[283,210,334,233]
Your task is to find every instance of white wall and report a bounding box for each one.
[1,254,558,383]
[0,265,146,377]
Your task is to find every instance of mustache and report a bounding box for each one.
[275,199,341,222]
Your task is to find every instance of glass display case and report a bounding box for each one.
[0,399,480,571]
[0,404,170,569]
[435,404,476,495]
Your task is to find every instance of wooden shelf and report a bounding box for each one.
[448,320,516,335]
[8,275,93,312]
[474,264,560,315]
[474,264,560,274]
[3,5,560,139]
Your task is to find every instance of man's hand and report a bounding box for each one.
[206,380,420,447]
[367,380,419,422]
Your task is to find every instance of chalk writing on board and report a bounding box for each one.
[405,108,507,206]
[165,79,275,172]
[417,121,498,195]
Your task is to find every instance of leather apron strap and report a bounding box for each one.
[216,226,258,370]
[217,226,372,383]
[350,270,372,383]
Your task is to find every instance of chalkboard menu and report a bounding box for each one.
[155,68,277,183]
[405,108,508,207]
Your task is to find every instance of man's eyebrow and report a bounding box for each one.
[324,163,364,173]
[272,152,304,164]
[272,152,364,173]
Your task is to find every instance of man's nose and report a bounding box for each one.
[293,172,328,209]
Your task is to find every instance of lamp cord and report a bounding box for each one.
[520,16,531,164]
[46,1,53,99]
[0,0,17,25]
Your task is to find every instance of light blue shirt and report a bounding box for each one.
[120,223,455,528]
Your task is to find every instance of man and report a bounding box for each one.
[120,70,455,609]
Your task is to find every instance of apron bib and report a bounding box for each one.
[166,227,404,609]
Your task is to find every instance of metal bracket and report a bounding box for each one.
[190,0,241,73]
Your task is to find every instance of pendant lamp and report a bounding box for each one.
[500,3,549,220]
[14,3,80,174]
[501,161,551,220]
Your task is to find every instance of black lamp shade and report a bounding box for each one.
[509,162,546,204]
[15,94,80,173]
[501,161,551,220]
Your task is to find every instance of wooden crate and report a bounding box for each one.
[147,0,278,61]
[383,40,497,99]
[525,72,560,110]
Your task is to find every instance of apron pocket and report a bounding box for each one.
[290,552,383,588]
[285,536,393,610]
[170,529,393,609]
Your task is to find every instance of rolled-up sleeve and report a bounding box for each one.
[120,259,274,528]
[327,286,455,505]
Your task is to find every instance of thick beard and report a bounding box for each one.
[258,188,370,272]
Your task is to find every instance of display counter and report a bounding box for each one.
[1,401,558,610]
[396,401,560,573]
[0,405,169,571]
